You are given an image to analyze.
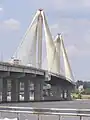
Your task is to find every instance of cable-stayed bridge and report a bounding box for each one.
[0,9,75,102]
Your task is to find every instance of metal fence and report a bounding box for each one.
[0,106,90,120]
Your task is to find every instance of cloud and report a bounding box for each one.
[29,0,90,20]
[31,0,90,11]
[66,45,90,57]
[49,16,90,80]
[0,18,20,31]
[0,7,3,12]
[50,18,90,58]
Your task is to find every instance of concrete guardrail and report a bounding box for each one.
[0,106,89,120]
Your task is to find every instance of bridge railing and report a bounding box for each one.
[0,106,90,120]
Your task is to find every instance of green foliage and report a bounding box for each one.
[84,88,90,95]
[76,80,90,89]
[77,93,82,99]
[72,93,82,99]
[75,89,79,94]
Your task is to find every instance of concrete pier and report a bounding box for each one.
[34,77,44,101]
[44,85,73,101]
[2,78,7,102]
[0,68,74,102]
[62,89,65,99]
[11,79,19,102]
[24,80,29,101]
[56,86,62,98]
[66,89,72,100]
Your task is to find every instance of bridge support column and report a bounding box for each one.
[50,86,62,100]
[34,78,43,101]
[67,89,72,100]
[24,80,29,101]
[0,78,2,92]
[62,89,65,100]
[0,78,2,101]
[11,79,19,102]
[57,86,62,100]
[2,78,7,102]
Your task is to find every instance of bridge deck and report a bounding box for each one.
[0,61,75,85]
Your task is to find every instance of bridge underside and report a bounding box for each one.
[44,75,75,101]
[47,75,74,86]
[0,70,75,103]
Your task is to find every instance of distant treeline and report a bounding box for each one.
[76,80,90,89]
[76,80,90,94]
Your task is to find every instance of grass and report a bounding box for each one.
[72,93,90,99]
[82,94,90,99]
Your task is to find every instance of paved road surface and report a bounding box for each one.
[1,99,90,109]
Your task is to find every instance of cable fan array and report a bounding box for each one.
[10,9,74,81]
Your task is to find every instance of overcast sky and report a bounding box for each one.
[0,0,90,81]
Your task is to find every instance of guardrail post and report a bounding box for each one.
[38,114,39,120]
[58,115,61,120]
[80,116,83,120]
[17,113,19,120]
[0,112,2,119]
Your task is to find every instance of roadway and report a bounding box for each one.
[0,61,75,85]
[1,100,90,109]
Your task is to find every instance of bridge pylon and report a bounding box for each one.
[10,9,74,82]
